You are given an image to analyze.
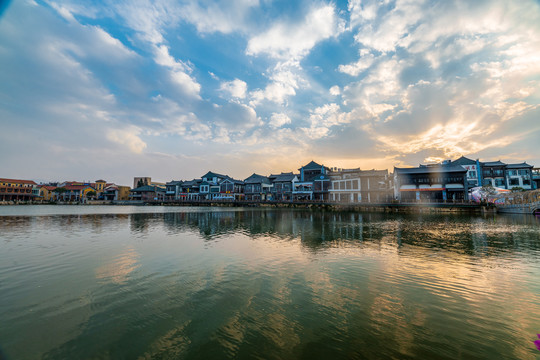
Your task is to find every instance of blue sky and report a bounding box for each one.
[1,0,539,185]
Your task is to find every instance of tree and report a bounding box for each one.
[137,179,144,188]
[86,191,97,199]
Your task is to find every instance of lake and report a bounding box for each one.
[1,205,540,359]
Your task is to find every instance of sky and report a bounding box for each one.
[1,0,539,186]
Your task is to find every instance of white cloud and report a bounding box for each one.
[329,85,341,96]
[338,49,376,76]
[246,5,345,60]
[181,0,259,34]
[220,79,248,99]
[269,113,291,128]
[153,45,201,98]
[107,126,147,154]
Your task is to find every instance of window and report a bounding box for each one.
[519,170,528,176]
[469,171,476,178]
[523,179,531,186]
[495,179,505,187]
[508,170,517,176]
[509,178,519,186]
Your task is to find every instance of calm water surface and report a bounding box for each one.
[1,205,540,359]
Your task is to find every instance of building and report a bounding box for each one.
[165,181,183,200]
[270,172,298,201]
[505,162,534,190]
[218,178,245,200]
[103,185,131,201]
[481,160,507,188]
[533,168,540,189]
[292,161,331,201]
[180,180,201,200]
[244,174,273,201]
[329,168,392,203]
[133,177,151,189]
[129,185,166,201]
[199,171,230,200]
[0,178,38,201]
[38,185,57,201]
[394,164,468,202]
[54,184,97,202]
[451,156,481,188]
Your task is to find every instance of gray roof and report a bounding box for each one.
[183,179,200,186]
[201,171,229,180]
[506,162,533,169]
[299,160,324,171]
[131,185,166,192]
[272,173,297,182]
[221,178,244,185]
[394,164,467,174]
[244,173,270,184]
[482,160,507,167]
[451,156,477,166]
[166,180,183,186]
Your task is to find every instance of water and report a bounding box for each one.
[1,206,540,359]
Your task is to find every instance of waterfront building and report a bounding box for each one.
[394,164,468,202]
[451,156,480,188]
[165,180,183,200]
[269,172,297,201]
[103,185,131,201]
[180,180,201,200]
[38,185,57,201]
[218,178,245,200]
[329,168,392,203]
[54,184,97,202]
[292,161,331,201]
[199,171,229,200]
[133,177,165,189]
[129,185,166,201]
[505,162,534,190]
[0,178,38,202]
[244,174,273,201]
[533,168,540,189]
[481,160,508,188]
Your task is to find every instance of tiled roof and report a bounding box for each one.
[201,171,229,180]
[0,178,37,185]
[299,160,323,170]
[244,173,269,183]
[506,162,533,169]
[451,156,477,166]
[394,164,467,174]
[64,185,95,191]
[273,173,297,182]
[39,185,57,191]
[131,185,166,192]
[482,160,507,167]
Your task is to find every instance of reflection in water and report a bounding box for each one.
[95,247,140,284]
[0,208,539,360]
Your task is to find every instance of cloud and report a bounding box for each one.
[107,126,147,153]
[180,0,259,34]
[269,113,291,128]
[220,79,248,99]
[246,4,345,60]
[153,45,201,99]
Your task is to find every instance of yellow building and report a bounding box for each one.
[0,178,37,201]
[39,185,57,201]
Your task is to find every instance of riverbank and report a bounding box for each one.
[0,199,486,214]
